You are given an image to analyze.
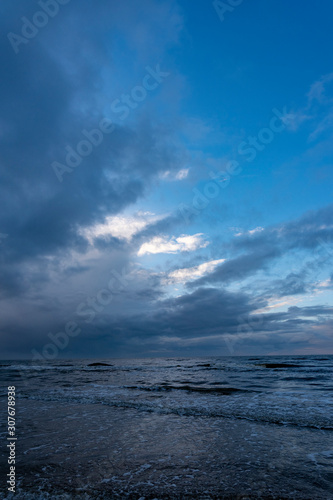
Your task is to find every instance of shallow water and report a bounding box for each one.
[1,355,333,498]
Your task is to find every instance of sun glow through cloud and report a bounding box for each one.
[138,233,209,255]
[1,0,333,361]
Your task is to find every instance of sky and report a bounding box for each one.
[1,0,333,359]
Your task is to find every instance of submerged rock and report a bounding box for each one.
[87,362,112,367]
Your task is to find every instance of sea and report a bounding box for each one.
[0,355,332,499]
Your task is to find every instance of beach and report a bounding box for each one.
[1,356,332,499]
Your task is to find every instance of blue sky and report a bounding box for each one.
[1,0,333,359]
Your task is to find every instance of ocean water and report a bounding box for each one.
[1,355,333,499]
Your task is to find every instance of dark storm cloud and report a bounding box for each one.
[1,1,332,359]
[44,291,333,356]
[156,287,263,333]
[2,273,333,358]
[113,287,268,341]
[0,267,26,298]
[0,0,183,298]
[261,272,308,299]
[277,274,308,296]
[288,305,333,317]
[142,293,333,340]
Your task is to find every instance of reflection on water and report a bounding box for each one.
[0,355,332,498]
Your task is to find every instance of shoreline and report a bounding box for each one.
[1,399,332,499]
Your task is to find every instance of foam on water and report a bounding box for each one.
[3,355,332,431]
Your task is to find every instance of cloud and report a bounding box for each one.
[190,204,333,287]
[191,248,280,286]
[307,72,333,138]
[0,0,187,299]
[307,72,333,104]
[285,72,333,137]
[71,289,333,356]
[264,272,308,298]
[308,110,333,142]
[1,2,333,358]
[137,233,208,255]
[160,168,189,180]
[175,168,189,180]
[231,204,333,254]
[145,287,266,338]
[80,212,166,243]
[235,227,264,237]
[166,258,225,284]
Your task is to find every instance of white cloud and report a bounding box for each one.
[316,279,331,288]
[254,296,303,314]
[81,212,165,243]
[235,227,264,237]
[284,72,333,136]
[281,111,310,131]
[307,72,333,104]
[160,168,189,181]
[309,110,333,141]
[175,168,189,180]
[166,258,225,284]
[138,233,208,256]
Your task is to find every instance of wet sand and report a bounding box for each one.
[1,399,332,499]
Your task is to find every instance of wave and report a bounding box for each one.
[22,392,333,431]
[281,375,329,381]
[123,384,251,395]
[0,364,76,371]
[255,363,304,368]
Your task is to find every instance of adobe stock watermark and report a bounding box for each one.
[51,64,170,182]
[213,0,244,23]
[178,106,289,223]
[224,234,333,355]
[8,0,71,55]
[16,268,134,386]
[224,312,265,354]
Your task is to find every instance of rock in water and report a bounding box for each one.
[87,362,112,367]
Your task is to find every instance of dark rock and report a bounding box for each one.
[257,363,300,368]
[87,362,112,367]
